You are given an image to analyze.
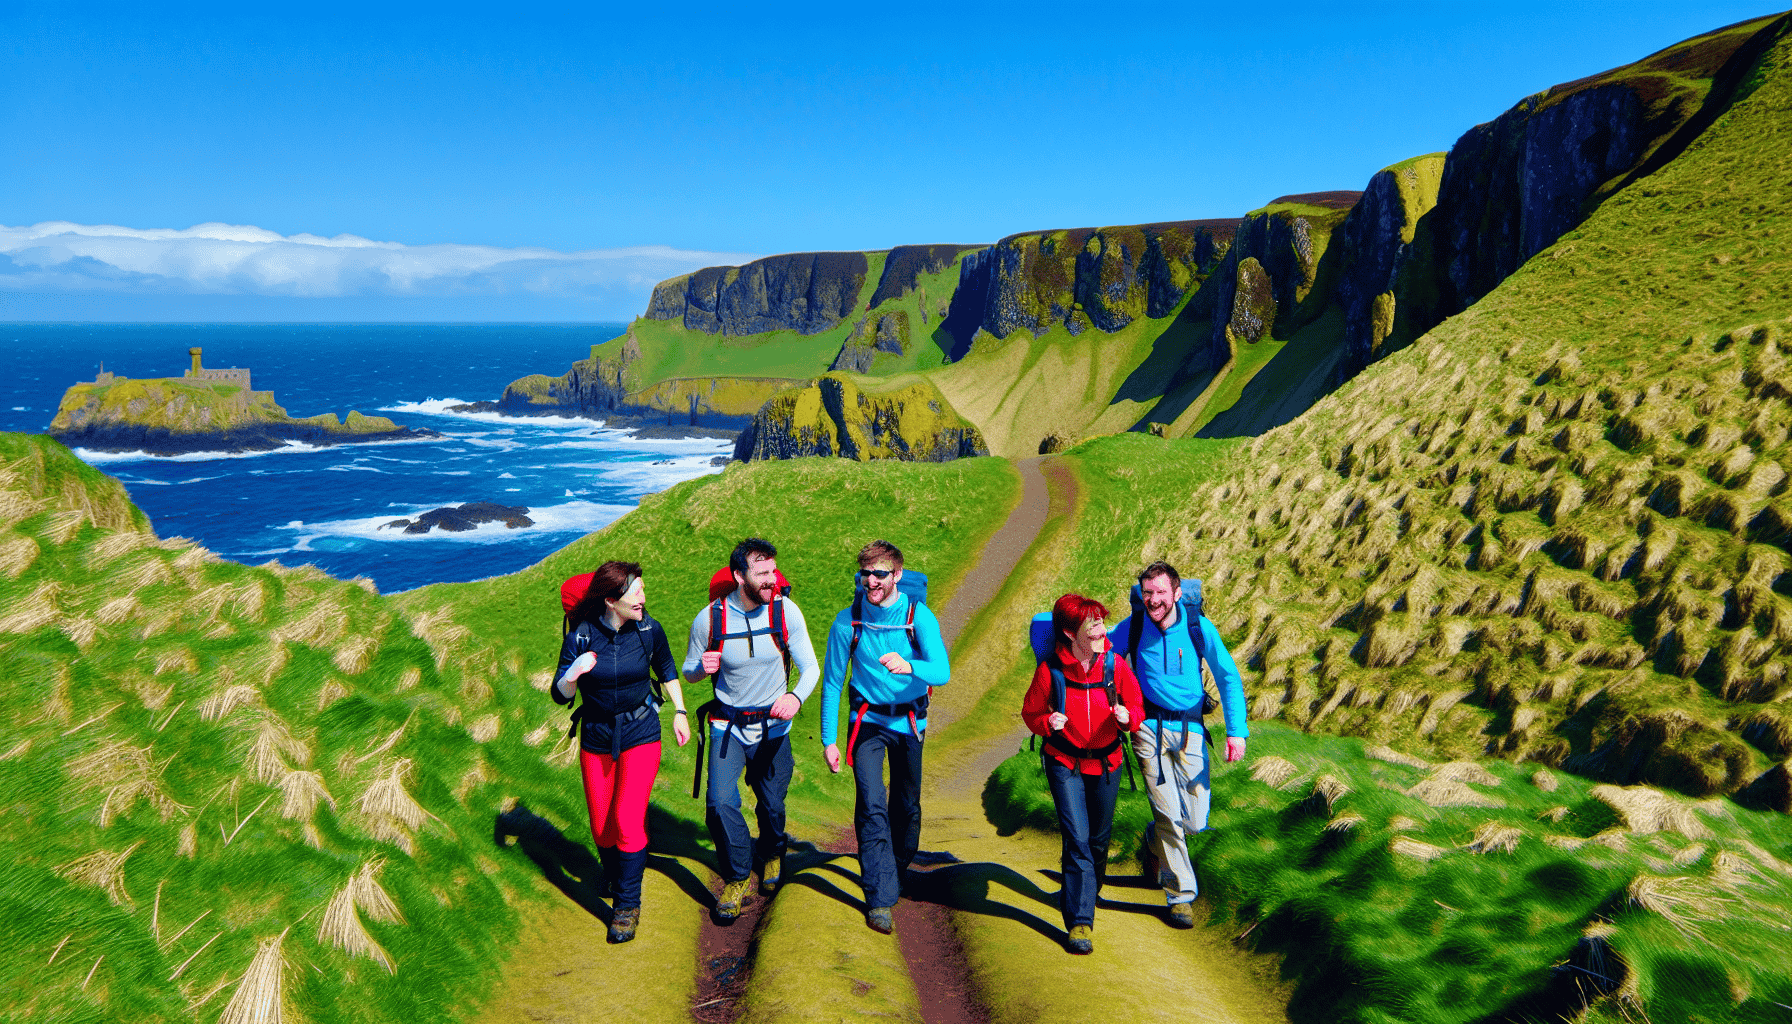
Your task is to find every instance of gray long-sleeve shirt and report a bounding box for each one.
[682,593,820,745]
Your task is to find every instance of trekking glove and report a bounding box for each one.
[559,651,597,688]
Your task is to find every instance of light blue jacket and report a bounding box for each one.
[1109,607,1248,738]
[820,593,950,744]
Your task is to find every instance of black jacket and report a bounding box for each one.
[554,614,676,755]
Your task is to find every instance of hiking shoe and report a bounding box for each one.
[759,856,783,895]
[715,879,752,920]
[866,906,895,934]
[1066,924,1093,954]
[607,907,640,944]
[1167,903,1195,929]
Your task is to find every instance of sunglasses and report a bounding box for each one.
[857,568,895,580]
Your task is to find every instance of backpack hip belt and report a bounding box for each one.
[567,695,658,759]
[845,691,929,766]
[690,699,777,797]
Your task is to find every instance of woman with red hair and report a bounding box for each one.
[1022,593,1144,954]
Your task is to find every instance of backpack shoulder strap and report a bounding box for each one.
[770,597,791,680]
[1102,650,1118,706]
[1127,612,1144,660]
[904,599,919,654]
[1047,661,1067,714]
[708,599,726,653]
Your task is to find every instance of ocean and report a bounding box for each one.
[1,323,733,593]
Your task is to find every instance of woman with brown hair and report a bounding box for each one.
[554,560,689,943]
[1022,592,1144,954]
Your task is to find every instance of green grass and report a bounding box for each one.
[0,433,1018,1024]
[985,721,1792,1024]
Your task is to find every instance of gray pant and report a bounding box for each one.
[1131,721,1210,905]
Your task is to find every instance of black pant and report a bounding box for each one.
[851,724,924,910]
[705,731,792,884]
[1044,755,1120,930]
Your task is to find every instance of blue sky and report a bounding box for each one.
[0,1,1779,321]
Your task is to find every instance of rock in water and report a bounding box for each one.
[379,502,534,534]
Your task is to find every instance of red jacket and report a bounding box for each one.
[1022,645,1144,775]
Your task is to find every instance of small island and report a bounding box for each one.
[48,347,441,456]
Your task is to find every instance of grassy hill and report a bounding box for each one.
[0,432,1018,1024]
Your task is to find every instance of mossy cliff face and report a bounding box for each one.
[488,337,781,430]
[646,251,871,336]
[48,379,423,456]
[952,220,1237,340]
[866,244,981,308]
[734,374,988,462]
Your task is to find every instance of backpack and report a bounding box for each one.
[1124,579,1219,726]
[1027,613,1136,788]
[841,569,930,764]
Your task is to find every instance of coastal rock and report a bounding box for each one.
[380,502,534,535]
[646,251,870,335]
[48,378,440,457]
[734,374,987,463]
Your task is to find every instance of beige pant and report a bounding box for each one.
[1130,721,1210,903]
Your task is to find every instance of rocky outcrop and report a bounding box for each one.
[868,245,982,307]
[734,374,988,463]
[48,379,438,456]
[468,332,783,434]
[948,220,1238,342]
[646,251,870,335]
[380,502,534,535]
[829,311,912,373]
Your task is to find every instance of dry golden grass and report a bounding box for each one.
[1310,774,1350,813]
[276,770,334,821]
[177,822,197,858]
[59,614,99,649]
[1432,762,1502,786]
[1250,755,1302,788]
[1465,821,1524,854]
[315,680,350,712]
[317,862,400,973]
[0,582,59,634]
[0,489,46,528]
[1626,874,1727,937]
[218,930,287,1024]
[55,841,143,907]
[1530,769,1560,792]
[1670,843,1708,867]
[43,508,88,545]
[331,635,378,675]
[272,602,346,650]
[1407,778,1504,808]
[198,685,261,723]
[454,760,492,802]
[1390,836,1447,861]
[0,738,31,761]
[0,533,38,578]
[1365,745,1432,770]
[527,669,553,692]
[1324,812,1365,832]
[1711,849,1764,889]
[87,529,150,565]
[522,720,554,747]
[467,714,500,744]
[243,715,310,784]
[394,666,420,692]
[94,594,138,626]
[231,581,267,623]
[154,648,196,677]
[67,741,184,825]
[1591,784,1714,839]
[121,554,172,592]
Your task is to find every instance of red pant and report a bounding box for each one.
[579,742,661,852]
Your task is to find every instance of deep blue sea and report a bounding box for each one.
[1,324,733,592]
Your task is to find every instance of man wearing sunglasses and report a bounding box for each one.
[818,539,951,934]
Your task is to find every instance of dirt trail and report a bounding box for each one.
[481,454,1290,1023]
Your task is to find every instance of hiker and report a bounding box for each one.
[1022,593,1144,954]
[1109,560,1248,928]
[683,537,821,920]
[553,560,686,944]
[819,539,950,934]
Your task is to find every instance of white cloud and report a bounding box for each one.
[0,221,759,300]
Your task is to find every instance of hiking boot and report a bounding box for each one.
[715,879,752,920]
[759,856,783,895]
[1166,902,1195,929]
[1065,924,1094,954]
[608,906,640,944]
[866,906,895,934]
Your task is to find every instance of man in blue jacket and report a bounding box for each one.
[820,539,951,934]
[1109,560,1248,929]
